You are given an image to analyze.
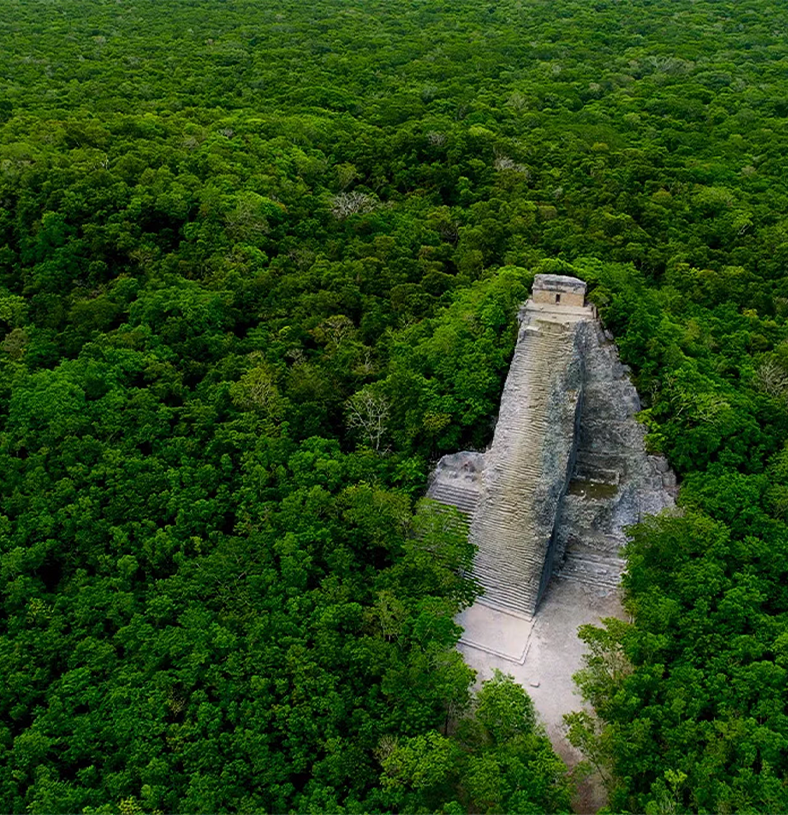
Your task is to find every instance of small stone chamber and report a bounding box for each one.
[531,274,587,308]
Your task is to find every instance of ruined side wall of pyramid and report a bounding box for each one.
[552,319,676,591]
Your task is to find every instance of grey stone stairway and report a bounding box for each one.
[428,482,480,516]
[467,314,584,617]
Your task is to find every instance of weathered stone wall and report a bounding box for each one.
[553,320,676,590]
[532,289,586,307]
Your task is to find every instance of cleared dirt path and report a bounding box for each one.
[457,576,623,813]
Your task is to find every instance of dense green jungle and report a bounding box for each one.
[2,0,788,812]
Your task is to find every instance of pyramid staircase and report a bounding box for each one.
[468,317,582,617]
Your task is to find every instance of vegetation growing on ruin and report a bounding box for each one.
[2,0,788,811]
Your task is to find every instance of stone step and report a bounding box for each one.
[475,579,540,616]
[427,482,480,515]
[561,545,626,566]
[557,554,622,589]
[559,531,626,557]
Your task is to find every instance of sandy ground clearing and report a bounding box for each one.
[457,574,624,813]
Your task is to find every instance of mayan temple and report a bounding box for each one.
[429,273,675,618]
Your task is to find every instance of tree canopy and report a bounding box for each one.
[3,0,788,812]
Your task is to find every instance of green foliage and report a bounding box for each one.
[562,250,788,811]
[380,672,571,814]
[3,0,788,811]
[570,511,788,813]
[386,267,530,455]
